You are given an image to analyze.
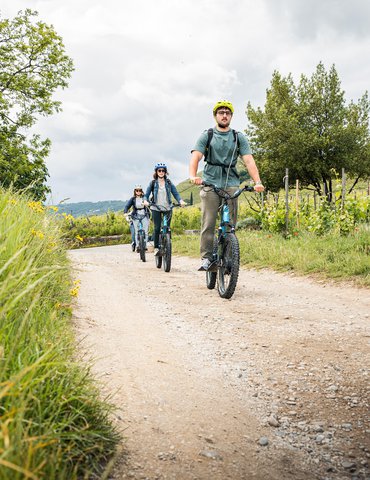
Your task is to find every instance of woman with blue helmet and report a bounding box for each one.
[144,163,186,255]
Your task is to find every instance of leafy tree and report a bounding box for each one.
[0,9,74,200]
[246,63,370,201]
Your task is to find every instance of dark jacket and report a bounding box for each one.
[124,197,150,219]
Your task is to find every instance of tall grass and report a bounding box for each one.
[0,189,119,479]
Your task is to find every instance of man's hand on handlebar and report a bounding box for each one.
[253,182,265,193]
[189,176,203,185]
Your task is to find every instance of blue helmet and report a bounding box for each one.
[155,162,167,171]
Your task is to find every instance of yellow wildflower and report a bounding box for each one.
[70,279,81,297]
[28,201,45,213]
[47,240,57,253]
[62,212,74,222]
[31,228,44,239]
[76,235,84,242]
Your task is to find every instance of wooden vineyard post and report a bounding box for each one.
[284,168,289,236]
[341,168,346,211]
[296,179,300,229]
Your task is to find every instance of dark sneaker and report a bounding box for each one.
[136,247,140,253]
[198,258,211,271]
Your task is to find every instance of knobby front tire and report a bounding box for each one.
[217,233,240,299]
[139,232,146,262]
[163,233,172,272]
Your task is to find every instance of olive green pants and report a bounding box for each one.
[199,186,238,260]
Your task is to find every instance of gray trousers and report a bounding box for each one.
[200,186,238,260]
[132,216,149,245]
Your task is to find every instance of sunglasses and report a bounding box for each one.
[217,110,232,116]
[157,169,166,173]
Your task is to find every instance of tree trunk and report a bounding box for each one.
[323,177,333,203]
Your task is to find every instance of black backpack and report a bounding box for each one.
[203,128,240,163]
[203,128,241,178]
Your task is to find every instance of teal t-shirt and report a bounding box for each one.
[192,128,252,188]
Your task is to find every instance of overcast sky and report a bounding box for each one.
[1,0,370,203]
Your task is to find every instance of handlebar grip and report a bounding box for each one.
[201,181,216,188]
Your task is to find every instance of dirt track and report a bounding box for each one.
[69,244,369,480]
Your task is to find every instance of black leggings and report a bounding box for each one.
[151,210,172,248]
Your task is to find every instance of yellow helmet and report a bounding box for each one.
[213,100,234,115]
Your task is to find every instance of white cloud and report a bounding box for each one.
[1,0,369,202]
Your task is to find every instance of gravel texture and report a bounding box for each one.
[70,245,369,480]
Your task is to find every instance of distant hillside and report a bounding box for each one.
[55,200,127,217]
[53,178,197,217]
[176,166,251,206]
[54,167,252,216]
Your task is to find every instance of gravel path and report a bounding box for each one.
[70,244,369,480]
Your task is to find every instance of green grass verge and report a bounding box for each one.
[172,227,370,287]
[0,189,119,480]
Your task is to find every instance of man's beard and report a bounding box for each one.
[217,120,230,129]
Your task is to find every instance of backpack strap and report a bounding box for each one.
[204,128,214,162]
[233,129,240,151]
[149,180,155,201]
[204,128,240,166]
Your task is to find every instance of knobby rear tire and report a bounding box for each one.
[154,234,162,268]
[163,233,172,272]
[217,233,240,299]
[139,232,146,262]
[155,254,162,268]
[206,270,217,290]
[206,235,217,290]
[155,234,162,268]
